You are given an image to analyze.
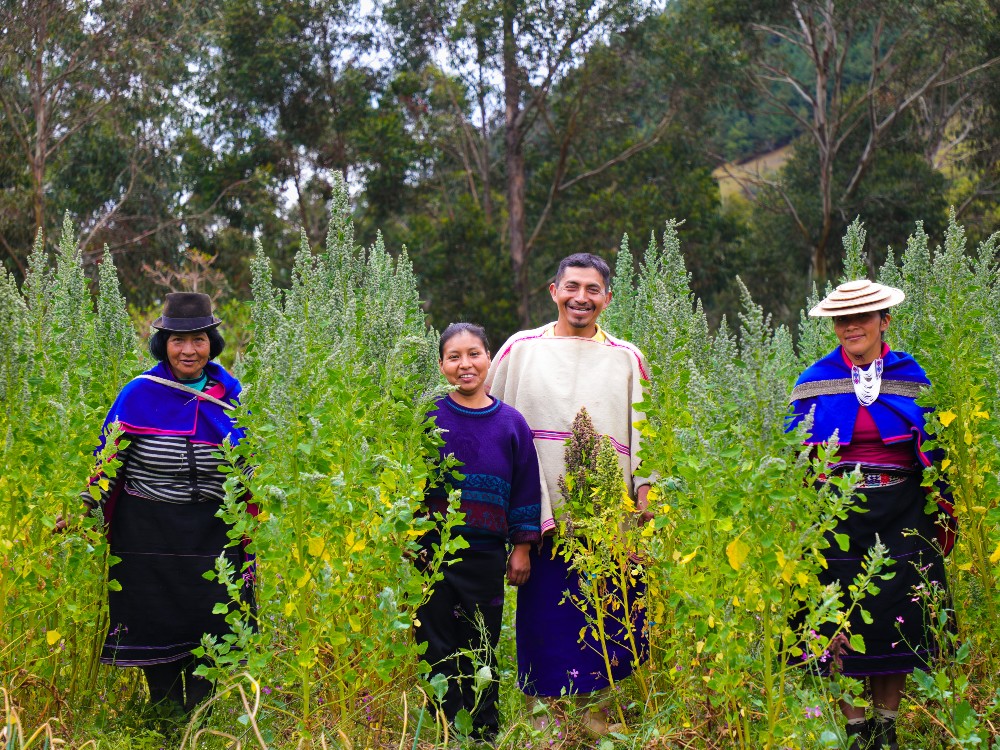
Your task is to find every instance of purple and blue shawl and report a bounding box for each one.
[96,361,245,450]
[91,360,251,532]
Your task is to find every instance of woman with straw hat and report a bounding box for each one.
[78,293,255,723]
[788,281,954,750]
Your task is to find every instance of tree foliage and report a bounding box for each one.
[0,0,220,291]
[1,0,999,336]
[706,0,999,287]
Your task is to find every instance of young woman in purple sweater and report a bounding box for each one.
[416,323,542,741]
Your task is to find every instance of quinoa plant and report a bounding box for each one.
[552,408,649,725]
[205,175,464,740]
[3,199,999,749]
[0,265,28,405]
[602,222,896,748]
[880,212,1000,679]
[0,219,141,728]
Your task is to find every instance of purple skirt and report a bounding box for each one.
[516,536,647,696]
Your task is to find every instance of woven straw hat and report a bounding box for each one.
[808,279,905,317]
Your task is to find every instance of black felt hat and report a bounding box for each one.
[151,292,222,332]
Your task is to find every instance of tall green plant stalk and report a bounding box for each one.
[882,214,1000,670]
[553,408,652,727]
[194,176,464,742]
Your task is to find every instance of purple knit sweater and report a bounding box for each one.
[426,395,542,549]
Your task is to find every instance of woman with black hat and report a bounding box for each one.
[788,281,954,750]
[79,292,254,719]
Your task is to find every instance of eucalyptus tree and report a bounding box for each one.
[209,0,384,248]
[711,0,999,286]
[383,0,706,327]
[0,0,215,277]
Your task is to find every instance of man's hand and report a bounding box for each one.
[635,484,654,524]
[507,543,531,586]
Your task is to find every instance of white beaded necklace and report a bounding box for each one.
[851,358,883,406]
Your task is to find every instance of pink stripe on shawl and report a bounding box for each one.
[493,328,549,365]
[605,338,649,381]
[530,429,631,457]
[112,420,197,437]
[493,324,649,382]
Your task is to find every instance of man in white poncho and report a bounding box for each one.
[485,252,651,735]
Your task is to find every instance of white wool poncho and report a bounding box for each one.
[485,322,651,533]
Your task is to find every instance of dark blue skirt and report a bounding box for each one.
[516,536,647,695]
[101,490,251,666]
[805,473,950,676]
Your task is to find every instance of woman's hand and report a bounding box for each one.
[507,543,531,586]
[54,505,93,533]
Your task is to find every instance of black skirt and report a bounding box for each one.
[101,490,252,666]
[810,473,950,676]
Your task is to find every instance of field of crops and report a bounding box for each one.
[3,196,999,749]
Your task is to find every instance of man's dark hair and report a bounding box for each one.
[149,328,226,362]
[554,253,611,290]
[439,322,490,358]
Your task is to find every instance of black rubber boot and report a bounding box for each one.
[845,719,871,750]
[870,717,898,750]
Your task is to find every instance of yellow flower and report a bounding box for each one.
[989,541,1000,565]
[621,490,636,513]
[939,410,957,427]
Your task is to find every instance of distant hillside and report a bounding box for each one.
[712,144,794,204]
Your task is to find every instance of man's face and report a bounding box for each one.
[549,266,611,332]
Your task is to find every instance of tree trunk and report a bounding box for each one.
[813,149,833,285]
[503,0,530,327]
[31,14,47,236]
[813,217,831,284]
[811,2,832,288]
[31,146,45,235]
[476,36,493,225]
[479,80,493,225]
[292,152,313,243]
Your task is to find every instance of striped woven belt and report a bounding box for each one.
[857,471,909,488]
[817,470,913,487]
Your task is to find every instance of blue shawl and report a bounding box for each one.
[788,346,933,464]
[96,360,245,450]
